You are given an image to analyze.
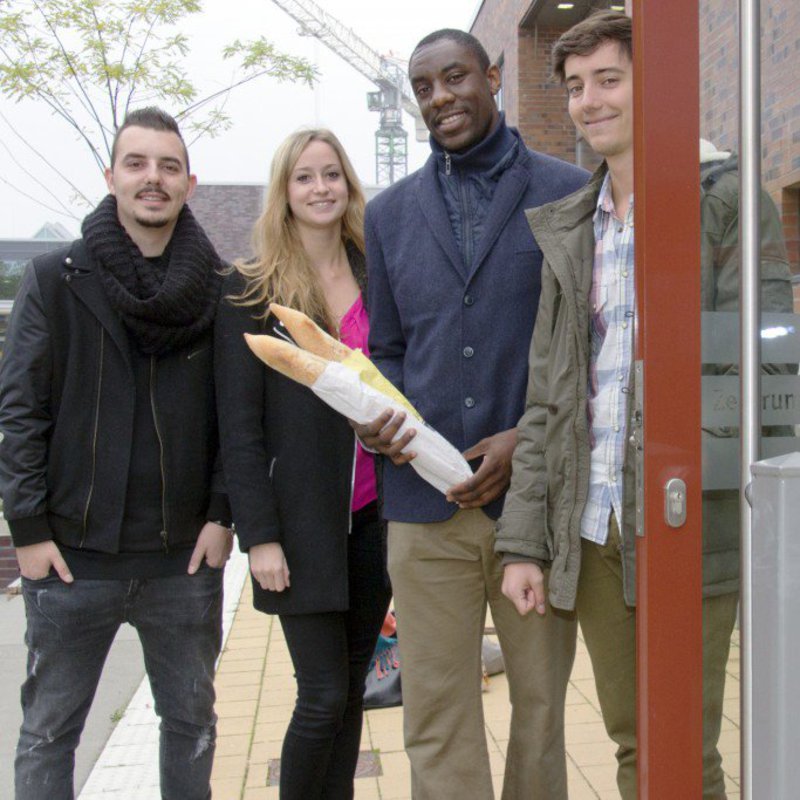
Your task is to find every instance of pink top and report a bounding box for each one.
[338,293,378,512]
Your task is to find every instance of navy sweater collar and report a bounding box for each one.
[430,113,519,175]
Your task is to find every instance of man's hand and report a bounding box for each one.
[350,409,417,466]
[188,522,233,574]
[16,540,73,583]
[249,542,291,592]
[445,428,517,509]
[502,562,547,616]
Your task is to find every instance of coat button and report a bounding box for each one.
[463,294,474,306]
[64,274,72,283]
[463,346,474,358]
[464,397,475,408]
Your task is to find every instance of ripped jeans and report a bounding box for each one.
[15,568,223,800]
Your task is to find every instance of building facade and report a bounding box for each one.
[470,0,800,300]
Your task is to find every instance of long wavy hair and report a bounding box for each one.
[232,128,366,332]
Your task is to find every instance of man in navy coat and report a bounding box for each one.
[354,29,587,799]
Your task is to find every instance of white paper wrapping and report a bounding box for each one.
[312,362,473,494]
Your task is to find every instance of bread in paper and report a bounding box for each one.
[269,303,352,363]
[244,333,327,387]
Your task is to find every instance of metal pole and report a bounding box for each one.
[739,0,761,796]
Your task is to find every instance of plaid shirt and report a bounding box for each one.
[580,173,635,545]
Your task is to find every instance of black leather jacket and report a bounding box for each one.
[0,240,227,551]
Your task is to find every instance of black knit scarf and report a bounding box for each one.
[82,195,222,356]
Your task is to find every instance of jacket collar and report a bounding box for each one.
[345,239,368,306]
[415,116,531,284]
[528,161,607,237]
[430,112,518,175]
[60,239,132,369]
[525,162,608,328]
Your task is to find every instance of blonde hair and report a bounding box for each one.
[232,128,366,331]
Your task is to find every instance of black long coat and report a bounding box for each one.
[215,247,373,615]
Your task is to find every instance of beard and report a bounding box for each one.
[133,212,173,229]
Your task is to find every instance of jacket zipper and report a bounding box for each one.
[81,329,104,546]
[150,357,169,552]
[445,152,452,176]
[457,166,473,268]
[347,435,358,534]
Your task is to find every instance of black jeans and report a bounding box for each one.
[15,567,223,800]
[278,508,392,800]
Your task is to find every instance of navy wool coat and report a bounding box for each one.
[366,124,588,524]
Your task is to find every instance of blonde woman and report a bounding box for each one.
[215,129,391,799]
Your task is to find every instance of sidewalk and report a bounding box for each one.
[77,552,250,799]
[57,546,740,799]
[209,567,742,800]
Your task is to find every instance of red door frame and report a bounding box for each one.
[633,1,704,796]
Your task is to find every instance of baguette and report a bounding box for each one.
[269,303,352,362]
[244,333,327,387]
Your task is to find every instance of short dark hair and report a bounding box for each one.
[551,10,632,84]
[410,28,491,73]
[110,107,190,172]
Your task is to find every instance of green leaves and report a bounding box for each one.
[224,36,318,87]
[0,0,317,167]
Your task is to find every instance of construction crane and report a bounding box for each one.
[270,0,426,186]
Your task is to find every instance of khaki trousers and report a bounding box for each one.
[576,517,738,799]
[388,509,578,800]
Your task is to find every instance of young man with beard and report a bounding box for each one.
[0,107,231,800]
[353,28,587,800]
[498,12,793,798]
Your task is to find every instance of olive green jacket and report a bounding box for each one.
[496,160,793,610]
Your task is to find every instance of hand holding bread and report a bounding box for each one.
[243,306,473,495]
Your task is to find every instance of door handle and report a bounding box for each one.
[664,478,687,528]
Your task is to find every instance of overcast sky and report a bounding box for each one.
[0,0,480,239]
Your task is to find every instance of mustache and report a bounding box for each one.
[135,185,170,200]
[434,108,466,125]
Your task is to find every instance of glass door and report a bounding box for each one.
[634,0,799,796]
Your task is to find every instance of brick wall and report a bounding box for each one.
[518,26,598,168]
[472,4,595,166]
[473,0,799,284]
[189,183,265,265]
[699,0,800,284]
[471,0,575,162]
[518,26,565,159]
[0,525,18,589]
[471,0,529,128]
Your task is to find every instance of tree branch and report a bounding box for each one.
[0,110,94,205]
[178,67,295,119]
[113,11,141,130]
[123,4,160,120]
[0,138,83,218]
[0,0,319,203]
[88,3,114,156]
[31,0,108,155]
[15,25,99,134]
[0,173,83,221]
